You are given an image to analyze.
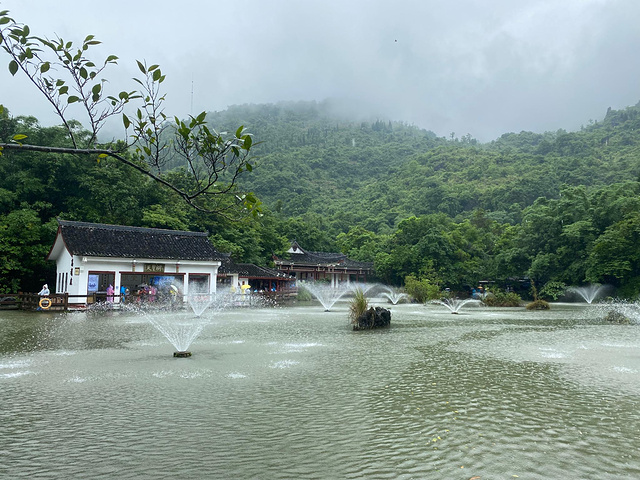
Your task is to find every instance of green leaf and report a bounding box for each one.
[40,62,50,73]
[67,96,80,103]
[8,60,18,76]
[122,113,131,129]
[92,84,101,95]
[152,69,161,81]
[0,17,11,25]
[97,153,108,158]
[136,60,146,74]
[243,135,253,149]
[235,125,244,137]
[12,134,27,141]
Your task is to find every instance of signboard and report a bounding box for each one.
[144,263,165,273]
[87,274,99,292]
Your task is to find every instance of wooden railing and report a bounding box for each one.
[0,288,299,312]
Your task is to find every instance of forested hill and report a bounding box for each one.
[3,99,640,296]
[206,100,640,233]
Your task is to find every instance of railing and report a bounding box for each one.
[0,293,20,309]
[258,288,299,299]
[16,293,70,311]
[0,288,299,311]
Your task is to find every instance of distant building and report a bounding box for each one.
[47,220,225,306]
[273,241,374,286]
[217,255,296,294]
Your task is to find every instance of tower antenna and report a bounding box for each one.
[190,76,194,115]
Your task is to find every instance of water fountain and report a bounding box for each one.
[301,281,354,311]
[381,286,409,305]
[146,288,233,357]
[349,282,378,295]
[430,297,479,314]
[187,292,215,317]
[142,310,209,357]
[568,284,606,304]
[592,299,640,324]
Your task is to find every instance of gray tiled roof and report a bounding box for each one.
[274,242,373,270]
[56,220,225,261]
[218,255,294,279]
[235,263,295,279]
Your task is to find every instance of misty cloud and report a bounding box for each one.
[2,0,639,141]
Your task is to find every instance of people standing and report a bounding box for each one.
[106,284,115,303]
[37,284,50,311]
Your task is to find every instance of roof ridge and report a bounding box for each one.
[58,219,208,237]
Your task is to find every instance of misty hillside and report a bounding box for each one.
[204,100,640,233]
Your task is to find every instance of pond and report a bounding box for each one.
[1,301,639,479]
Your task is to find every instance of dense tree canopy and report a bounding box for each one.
[2,97,640,298]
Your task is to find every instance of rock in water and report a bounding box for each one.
[353,306,391,330]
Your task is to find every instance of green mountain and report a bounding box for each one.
[206,100,640,233]
[3,99,640,297]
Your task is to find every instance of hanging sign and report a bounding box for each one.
[144,263,165,273]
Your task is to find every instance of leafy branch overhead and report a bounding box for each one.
[0,9,259,217]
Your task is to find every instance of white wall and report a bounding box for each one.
[56,254,221,304]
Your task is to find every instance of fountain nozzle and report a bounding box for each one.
[173,351,192,358]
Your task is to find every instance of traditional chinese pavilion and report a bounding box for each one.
[217,254,296,295]
[273,241,374,286]
[47,220,225,306]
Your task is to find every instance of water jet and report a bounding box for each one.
[568,284,605,304]
[382,286,409,305]
[301,282,353,311]
[430,297,479,314]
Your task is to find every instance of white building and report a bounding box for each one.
[46,220,224,306]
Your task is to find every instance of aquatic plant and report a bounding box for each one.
[349,288,369,324]
[526,299,550,310]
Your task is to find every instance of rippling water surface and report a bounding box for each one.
[1,302,639,479]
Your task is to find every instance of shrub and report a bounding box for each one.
[404,275,440,303]
[296,285,313,302]
[482,290,523,307]
[539,281,566,301]
[526,299,550,310]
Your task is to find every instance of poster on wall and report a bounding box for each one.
[87,274,99,292]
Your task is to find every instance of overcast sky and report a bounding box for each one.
[1,0,639,141]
